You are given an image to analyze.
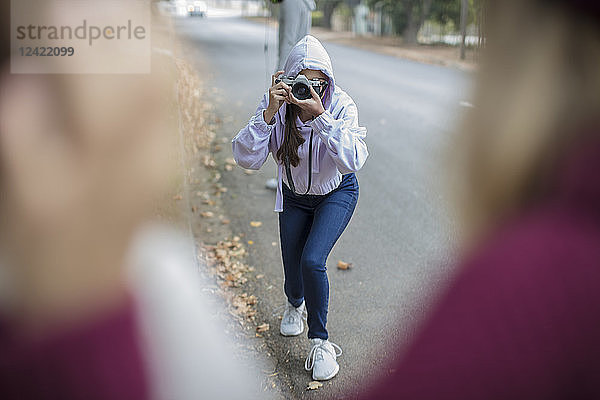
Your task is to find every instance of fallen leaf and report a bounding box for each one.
[271,242,277,247]
[203,156,217,168]
[172,194,182,201]
[225,164,233,171]
[307,381,323,390]
[221,219,230,225]
[337,260,352,270]
[256,323,270,332]
[256,274,264,279]
[225,157,236,166]
[247,240,254,245]
[200,211,214,218]
[250,221,262,227]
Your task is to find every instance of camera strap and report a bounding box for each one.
[284,129,313,196]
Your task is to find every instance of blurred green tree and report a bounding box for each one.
[365,0,432,44]
[363,0,483,45]
[316,0,343,29]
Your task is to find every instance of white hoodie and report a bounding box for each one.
[232,35,368,212]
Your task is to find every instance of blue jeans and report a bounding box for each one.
[279,173,359,339]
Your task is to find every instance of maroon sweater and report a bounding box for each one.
[0,297,149,399]
[360,138,600,399]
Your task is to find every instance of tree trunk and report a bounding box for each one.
[403,2,419,45]
[402,0,432,45]
[322,1,340,30]
[460,0,468,59]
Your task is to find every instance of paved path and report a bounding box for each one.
[176,14,472,398]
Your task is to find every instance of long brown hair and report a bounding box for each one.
[276,104,305,167]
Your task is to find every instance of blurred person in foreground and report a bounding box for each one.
[0,1,259,399]
[355,0,600,399]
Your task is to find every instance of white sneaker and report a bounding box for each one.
[304,338,342,381]
[279,301,305,336]
[265,178,278,191]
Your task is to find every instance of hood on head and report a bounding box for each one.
[283,35,335,108]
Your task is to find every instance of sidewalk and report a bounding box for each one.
[246,17,477,72]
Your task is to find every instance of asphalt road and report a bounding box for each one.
[176,14,472,399]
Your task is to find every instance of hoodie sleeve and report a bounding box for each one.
[310,99,368,174]
[232,93,277,170]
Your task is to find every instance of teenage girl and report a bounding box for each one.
[232,35,368,381]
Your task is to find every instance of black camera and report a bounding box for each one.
[275,75,326,100]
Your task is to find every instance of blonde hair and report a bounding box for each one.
[454,0,600,242]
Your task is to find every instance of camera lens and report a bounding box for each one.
[293,83,310,100]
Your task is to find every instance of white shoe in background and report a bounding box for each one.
[304,338,342,381]
[265,178,277,191]
[279,301,305,336]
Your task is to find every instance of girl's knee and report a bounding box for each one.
[300,255,327,272]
